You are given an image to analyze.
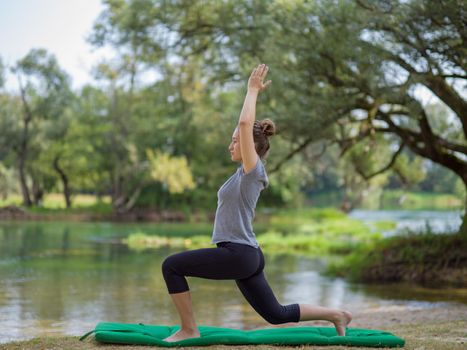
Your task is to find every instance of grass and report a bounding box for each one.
[122,208,386,256]
[379,190,464,210]
[309,189,464,210]
[123,233,212,250]
[393,320,467,350]
[1,320,465,349]
[0,193,113,214]
[2,190,463,216]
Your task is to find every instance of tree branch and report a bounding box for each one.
[355,142,405,180]
[378,110,467,182]
[373,39,467,138]
[336,129,372,157]
[269,135,314,175]
[442,74,467,79]
[304,142,328,164]
[421,74,467,138]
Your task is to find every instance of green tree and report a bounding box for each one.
[146,0,466,231]
[11,49,72,206]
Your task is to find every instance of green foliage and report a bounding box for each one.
[146,149,196,194]
[308,189,463,210]
[124,232,212,251]
[122,207,385,256]
[0,57,4,88]
[15,49,72,121]
[326,231,467,285]
[269,207,347,225]
[5,194,114,214]
[0,164,18,198]
[372,220,397,232]
[1,0,465,221]
[391,154,427,187]
[416,161,465,195]
[380,190,464,210]
[27,201,113,215]
[257,230,380,256]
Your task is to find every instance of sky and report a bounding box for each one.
[0,0,107,89]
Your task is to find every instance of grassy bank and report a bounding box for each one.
[1,190,463,218]
[0,194,205,222]
[326,231,467,286]
[122,207,467,286]
[309,189,463,210]
[0,194,113,215]
[379,190,464,210]
[122,208,391,256]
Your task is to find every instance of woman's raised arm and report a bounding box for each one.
[238,64,271,174]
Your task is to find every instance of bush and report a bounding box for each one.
[326,231,467,286]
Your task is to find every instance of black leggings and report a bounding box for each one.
[161,241,301,325]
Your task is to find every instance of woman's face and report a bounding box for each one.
[229,128,242,162]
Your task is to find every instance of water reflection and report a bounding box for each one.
[0,219,464,343]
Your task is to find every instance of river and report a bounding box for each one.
[0,211,464,343]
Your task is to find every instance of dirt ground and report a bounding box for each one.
[1,303,466,350]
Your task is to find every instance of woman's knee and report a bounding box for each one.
[263,312,288,325]
[262,304,300,325]
[161,255,177,276]
[161,255,189,293]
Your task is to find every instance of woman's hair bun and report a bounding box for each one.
[259,118,276,137]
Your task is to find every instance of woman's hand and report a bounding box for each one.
[247,63,272,93]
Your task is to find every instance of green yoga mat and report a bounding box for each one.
[80,322,405,348]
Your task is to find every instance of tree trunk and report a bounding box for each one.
[53,155,72,209]
[31,177,43,206]
[124,183,144,212]
[18,156,32,207]
[459,176,467,237]
[112,172,128,213]
[422,75,467,139]
[460,197,467,237]
[17,74,33,207]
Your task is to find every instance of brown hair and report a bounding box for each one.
[253,118,276,159]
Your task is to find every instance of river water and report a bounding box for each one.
[349,209,463,236]
[0,211,464,343]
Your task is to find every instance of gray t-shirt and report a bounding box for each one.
[211,157,269,248]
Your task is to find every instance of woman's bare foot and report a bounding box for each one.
[163,328,200,342]
[332,310,352,336]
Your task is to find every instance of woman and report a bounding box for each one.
[161,63,352,342]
